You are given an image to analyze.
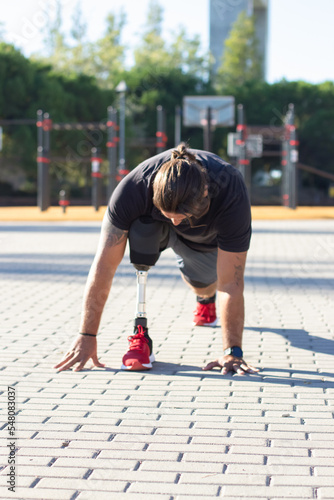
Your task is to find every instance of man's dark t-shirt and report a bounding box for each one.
[107,149,251,253]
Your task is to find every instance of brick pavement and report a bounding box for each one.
[0,219,334,499]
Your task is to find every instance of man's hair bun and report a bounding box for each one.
[171,142,197,163]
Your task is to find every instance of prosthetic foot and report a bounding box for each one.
[121,266,155,370]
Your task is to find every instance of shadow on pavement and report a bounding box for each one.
[53,359,334,387]
[0,254,180,280]
[1,254,333,291]
[245,326,334,357]
[96,362,334,388]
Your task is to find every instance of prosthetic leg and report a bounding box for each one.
[121,217,169,370]
[134,264,149,331]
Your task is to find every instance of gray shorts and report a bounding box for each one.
[167,228,217,288]
[128,217,217,289]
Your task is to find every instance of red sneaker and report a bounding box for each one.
[121,325,155,371]
[193,302,218,327]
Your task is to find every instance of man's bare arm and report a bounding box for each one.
[54,211,128,372]
[79,213,128,335]
[203,249,259,375]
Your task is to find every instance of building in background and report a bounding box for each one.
[209,0,269,78]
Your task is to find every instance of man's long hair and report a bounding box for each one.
[153,143,209,218]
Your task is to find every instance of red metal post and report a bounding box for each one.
[282,104,298,209]
[156,105,167,154]
[236,104,251,195]
[107,106,118,199]
[91,147,103,211]
[37,110,51,211]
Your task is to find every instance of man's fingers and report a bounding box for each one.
[248,364,260,372]
[235,363,260,374]
[53,352,75,369]
[203,357,260,375]
[55,353,81,372]
[56,353,105,373]
[234,363,246,375]
[53,361,64,369]
[240,363,260,373]
[72,356,105,372]
[73,361,88,372]
[55,360,76,372]
[202,360,221,371]
[92,354,105,368]
[94,361,106,368]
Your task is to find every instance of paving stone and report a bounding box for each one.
[183,452,264,464]
[272,475,334,486]
[35,477,128,491]
[127,482,219,495]
[318,487,334,499]
[53,457,139,469]
[314,466,334,476]
[178,472,267,485]
[77,494,171,500]
[220,485,314,497]
[0,465,87,478]
[0,487,76,499]
[226,464,311,475]
[89,469,177,482]
[138,460,224,473]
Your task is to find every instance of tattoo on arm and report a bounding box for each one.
[233,254,246,287]
[234,264,244,287]
[101,216,128,247]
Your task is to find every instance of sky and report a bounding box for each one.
[1,0,334,84]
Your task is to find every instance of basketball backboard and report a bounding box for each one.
[227,133,263,158]
[183,96,235,127]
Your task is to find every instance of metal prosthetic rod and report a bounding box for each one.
[134,267,149,329]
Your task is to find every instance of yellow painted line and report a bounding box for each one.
[0,206,106,222]
[0,206,333,222]
[251,206,334,220]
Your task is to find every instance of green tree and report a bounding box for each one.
[89,12,126,89]
[299,108,334,177]
[0,42,114,198]
[133,0,169,69]
[68,2,91,75]
[170,27,212,82]
[42,0,69,69]
[216,10,263,91]
[133,0,210,79]
[39,3,126,88]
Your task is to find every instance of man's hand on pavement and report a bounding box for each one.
[53,335,105,372]
[203,355,259,375]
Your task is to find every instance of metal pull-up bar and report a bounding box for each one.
[36,109,119,211]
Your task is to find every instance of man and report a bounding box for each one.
[54,143,258,375]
